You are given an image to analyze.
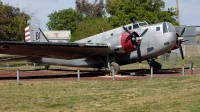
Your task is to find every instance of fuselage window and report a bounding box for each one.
[156,27,160,31]
[128,26,132,30]
[110,33,113,36]
[133,24,139,29]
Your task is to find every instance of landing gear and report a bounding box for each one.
[99,53,120,75]
[45,64,50,70]
[110,62,120,75]
[147,59,162,70]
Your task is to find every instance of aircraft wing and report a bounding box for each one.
[0,42,109,59]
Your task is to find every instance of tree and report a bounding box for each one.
[0,1,30,41]
[76,0,105,17]
[70,17,113,42]
[46,8,83,33]
[106,0,178,27]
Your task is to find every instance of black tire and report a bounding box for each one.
[110,62,120,75]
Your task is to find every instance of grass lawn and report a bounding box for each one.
[0,76,200,111]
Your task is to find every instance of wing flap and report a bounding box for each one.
[0,42,109,59]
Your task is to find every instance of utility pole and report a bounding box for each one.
[176,0,180,25]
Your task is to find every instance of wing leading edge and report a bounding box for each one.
[0,42,109,59]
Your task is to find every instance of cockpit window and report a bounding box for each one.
[163,22,175,33]
[139,22,148,26]
[167,22,175,32]
[163,22,168,33]
[133,24,139,29]
[128,26,132,30]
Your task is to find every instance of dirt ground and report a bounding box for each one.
[0,68,199,82]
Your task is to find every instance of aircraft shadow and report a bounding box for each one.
[120,69,181,75]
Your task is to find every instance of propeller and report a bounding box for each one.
[122,26,148,63]
[177,27,186,60]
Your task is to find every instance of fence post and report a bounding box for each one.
[182,64,184,76]
[112,67,115,81]
[33,63,36,70]
[17,69,20,82]
[190,61,194,75]
[151,66,153,79]
[77,67,80,81]
[7,63,10,71]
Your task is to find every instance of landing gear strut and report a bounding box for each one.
[147,59,162,70]
[102,53,120,75]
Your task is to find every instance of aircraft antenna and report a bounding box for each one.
[176,0,180,25]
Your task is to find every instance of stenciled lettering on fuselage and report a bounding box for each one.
[36,32,40,40]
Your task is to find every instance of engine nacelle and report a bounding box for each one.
[121,31,137,53]
[171,33,179,50]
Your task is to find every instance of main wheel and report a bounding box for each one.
[110,62,120,75]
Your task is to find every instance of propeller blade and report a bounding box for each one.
[135,42,142,63]
[178,41,184,60]
[122,26,132,35]
[122,26,136,39]
[180,27,186,36]
[140,28,148,37]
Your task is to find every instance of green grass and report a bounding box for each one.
[0,76,200,111]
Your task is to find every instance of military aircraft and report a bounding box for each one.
[0,21,185,74]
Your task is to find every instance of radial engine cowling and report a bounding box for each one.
[171,33,180,50]
[121,31,137,53]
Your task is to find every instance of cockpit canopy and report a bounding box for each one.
[127,21,149,30]
[163,22,175,33]
[125,21,175,34]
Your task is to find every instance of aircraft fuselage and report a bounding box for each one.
[29,22,177,68]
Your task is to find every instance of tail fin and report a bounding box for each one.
[24,24,49,42]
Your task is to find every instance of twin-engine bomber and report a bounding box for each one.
[0,21,186,74]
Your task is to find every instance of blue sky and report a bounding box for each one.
[1,0,200,30]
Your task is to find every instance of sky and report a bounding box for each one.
[1,0,200,30]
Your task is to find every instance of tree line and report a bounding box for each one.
[0,0,178,41]
[0,1,30,41]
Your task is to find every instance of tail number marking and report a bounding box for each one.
[36,32,40,40]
